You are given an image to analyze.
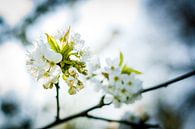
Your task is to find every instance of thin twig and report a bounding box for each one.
[86,114,160,129]
[140,70,195,93]
[55,83,60,120]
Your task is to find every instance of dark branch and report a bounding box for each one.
[86,114,159,129]
[42,70,195,129]
[41,96,157,129]
[55,83,60,120]
[41,96,107,129]
[140,70,195,93]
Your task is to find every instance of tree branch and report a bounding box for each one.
[140,70,195,93]
[55,83,60,120]
[41,96,157,129]
[42,70,195,129]
[41,96,107,129]
[86,114,160,129]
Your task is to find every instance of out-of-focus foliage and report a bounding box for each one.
[0,0,79,44]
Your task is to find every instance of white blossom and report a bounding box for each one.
[89,57,143,107]
[70,33,91,62]
[71,33,84,49]
[80,47,91,62]
[87,57,101,74]
[38,65,61,89]
[26,42,62,89]
[105,58,120,72]
[122,73,142,93]
[105,71,142,107]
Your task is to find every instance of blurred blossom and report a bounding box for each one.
[0,0,32,26]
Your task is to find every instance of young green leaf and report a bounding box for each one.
[119,52,124,67]
[121,65,142,75]
[61,41,74,59]
[61,42,69,54]
[60,26,70,43]
[45,33,60,52]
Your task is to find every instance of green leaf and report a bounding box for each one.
[61,41,74,59]
[60,26,70,42]
[121,65,142,75]
[119,52,124,67]
[63,60,73,65]
[61,42,69,54]
[45,33,60,52]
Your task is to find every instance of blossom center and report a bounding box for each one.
[114,76,119,81]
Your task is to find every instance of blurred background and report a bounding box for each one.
[0,0,195,129]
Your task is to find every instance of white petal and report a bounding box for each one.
[105,58,112,66]
[50,65,62,77]
[38,76,52,89]
[44,50,62,63]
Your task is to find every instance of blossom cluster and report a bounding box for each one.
[87,53,143,107]
[26,27,143,107]
[26,27,89,94]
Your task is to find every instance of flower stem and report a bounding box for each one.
[55,83,60,120]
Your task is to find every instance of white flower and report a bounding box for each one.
[38,65,61,89]
[70,32,91,62]
[71,33,84,49]
[105,58,120,72]
[122,74,142,93]
[26,42,62,88]
[28,42,62,64]
[86,57,107,92]
[87,57,101,74]
[108,70,123,88]
[80,47,91,62]
[26,55,49,79]
[89,57,143,107]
